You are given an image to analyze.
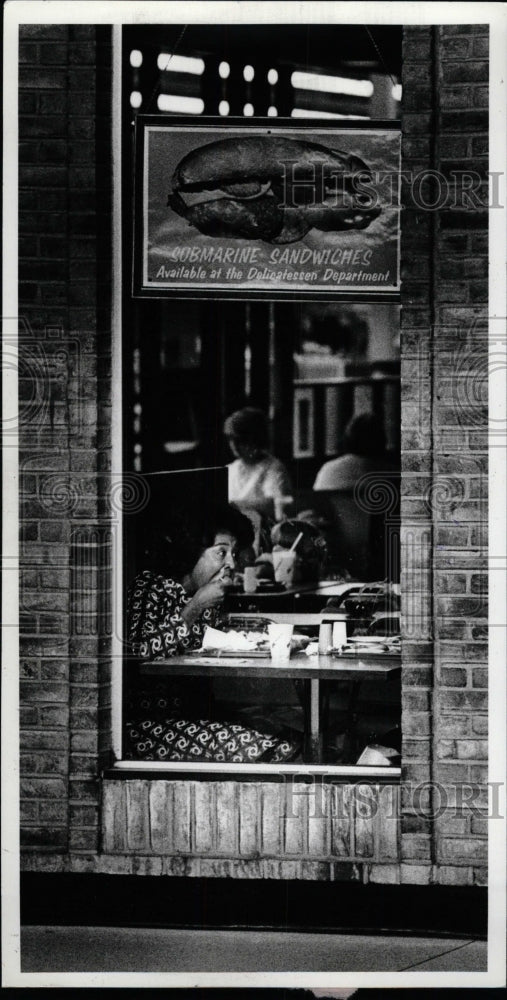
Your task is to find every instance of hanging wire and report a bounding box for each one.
[140,24,190,115]
[364,26,398,89]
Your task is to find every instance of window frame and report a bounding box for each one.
[110,26,402,781]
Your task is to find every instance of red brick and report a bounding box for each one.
[441,838,487,862]
[472,716,488,736]
[437,866,472,886]
[69,829,99,851]
[469,765,488,783]
[437,574,467,594]
[454,740,487,760]
[438,597,487,618]
[403,714,431,737]
[443,62,488,84]
[403,666,432,687]
[20,707,39,727]
[21,827,68,849]
[21,730,68,750]
[20,801,40,822]
[70,732,98,752]
[440,87,471,110]
[69,754,98,776]
[470,817,488,836]
[402,114,432,136]
[472,87,488,109]
[473,867,488,886]
[400,864,432,885]
[442,26,484,36]
[21,25,69,40]
[441,37,471,58]
[439,136,470,159]
[39,801,68,823]
[436,715,469,738]
[69,779,101,804]
[38,43,69,65]
[20,682,68,703]
[439,667,467,687]
[400,836,432,861]
[70,804,98,826]
[471,667,488,689]
[403,36,431,62]
[435,814,468,836]
[19,68,67,90]
[20,778,67,799]
[39,705,69,727]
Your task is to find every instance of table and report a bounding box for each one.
[137,651,400,764]
[224,579,358,615]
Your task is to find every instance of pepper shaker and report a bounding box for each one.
[318,621,333,654]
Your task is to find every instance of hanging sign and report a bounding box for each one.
[133,117,400,299]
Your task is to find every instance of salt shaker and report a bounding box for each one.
[318,620,333,654]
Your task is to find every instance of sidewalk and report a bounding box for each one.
[21,925,487,973]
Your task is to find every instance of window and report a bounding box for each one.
[114,24,402,774]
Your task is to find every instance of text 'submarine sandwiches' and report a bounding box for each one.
[138,123,401,295]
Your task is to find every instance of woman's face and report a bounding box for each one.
[227,435,242,459]
[227,435,260,463]
[189,531,237,590]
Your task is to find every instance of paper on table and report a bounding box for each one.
[305,641,319,657]
[201,626,263,651]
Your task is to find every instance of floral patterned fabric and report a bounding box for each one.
[127,571,219,659]
[125,571,300,764]
[124,717,298,764]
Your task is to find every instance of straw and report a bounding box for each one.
[289,530,304,553]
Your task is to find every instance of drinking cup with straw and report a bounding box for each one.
[272,530,303,588]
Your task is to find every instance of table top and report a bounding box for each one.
[227,580,400,597]
[136,651,401,681]
[226,579,359,600]
[225,579,400,615]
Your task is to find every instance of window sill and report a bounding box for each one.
[105,760,401,782]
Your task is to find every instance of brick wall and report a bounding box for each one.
[400,24,488,886]
[18,25,113,857]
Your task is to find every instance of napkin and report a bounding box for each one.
[305,641,319,657]
[201,626,263,651]
[356,744,400,766]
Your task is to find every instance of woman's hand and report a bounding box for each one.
[196,574,233,609]
[181,571,233,626]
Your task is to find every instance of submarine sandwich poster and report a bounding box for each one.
[133,117,401,298]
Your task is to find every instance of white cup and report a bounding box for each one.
[243,566,258,594]
[272,549,296,588]
[268,623,293,661]
[332,620,348,648]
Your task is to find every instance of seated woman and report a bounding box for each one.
[125,503,298,764]
[313,411,393,491]
[224,407,292,520]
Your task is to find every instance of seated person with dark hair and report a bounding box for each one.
[313,411,393,491]
[224,406,292,519]
[125,503,298,764]
[255,518,329,586]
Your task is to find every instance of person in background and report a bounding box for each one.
[224,407,292,519]
[313,411,392,491]
[255,518,328,586]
